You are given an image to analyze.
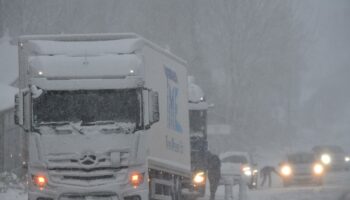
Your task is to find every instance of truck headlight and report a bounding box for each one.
[32,174,48,189]
[321,154,331,165]
[193,171,205,185]
[241,166,252,176]
[280,165,292,177]
[129,171,144,188]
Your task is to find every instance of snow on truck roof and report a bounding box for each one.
[19,33,187,65]
[26,37,143,80]
[29,54,142,79]
[27,38,144,56]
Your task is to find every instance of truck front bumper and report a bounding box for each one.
[29,183,148,200]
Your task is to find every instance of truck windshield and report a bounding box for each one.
[33,89,140,126]
[189,110,207,137]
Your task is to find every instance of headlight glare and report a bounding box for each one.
[32,174,48,189]
[321,154,331,165]
[313,163,324,175]
[193,171,205,185]
[280,165,292,176]
[241,166,252,176]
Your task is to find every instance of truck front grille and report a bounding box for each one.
[59,193,118,200]
[47,152,129,186]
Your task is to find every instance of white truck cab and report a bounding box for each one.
[15,33,191,200]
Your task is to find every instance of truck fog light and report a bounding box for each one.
[193,171,205,185]
[129,171,144,188]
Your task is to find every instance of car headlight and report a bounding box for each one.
[345,157,350,162]
[241,166,252,176]
[321,154,331,165]
[193,171,205,185]
[313,163,324,175]
[280,165,292,177]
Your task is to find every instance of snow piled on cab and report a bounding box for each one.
[28,38,143,56]
[29,54,141,78]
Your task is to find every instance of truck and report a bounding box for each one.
[182,76,209,197]
[15,33,192,200]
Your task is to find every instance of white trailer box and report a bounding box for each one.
[16,33,191,200]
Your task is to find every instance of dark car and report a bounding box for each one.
[312,145,349,171]
[279,152,325,187]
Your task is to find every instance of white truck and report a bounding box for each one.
[15,33,191,200]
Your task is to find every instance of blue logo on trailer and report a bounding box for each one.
[164,66,183,133]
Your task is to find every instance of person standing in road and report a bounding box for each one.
[207,152,221,200]
[260,166,278,187]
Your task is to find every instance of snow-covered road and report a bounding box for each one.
[1,171,350,200]
[211,171,350,200]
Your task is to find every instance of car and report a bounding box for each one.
[219,151,258,189]
[279,152,325,187]
[312,145,350,171]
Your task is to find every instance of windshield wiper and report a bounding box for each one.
[38,121,70,126]
[81,120,116,126]
[69,122,85,135]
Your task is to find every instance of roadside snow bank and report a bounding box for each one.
[0,172,27,200]
[0,84,17,111]
[0,32,18,85]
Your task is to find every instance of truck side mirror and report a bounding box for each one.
[149,91,159,124]
[14,92,24,126]
[14,88,30,131]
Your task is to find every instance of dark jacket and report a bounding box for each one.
[260,166,278,177]
[207,153,221,180]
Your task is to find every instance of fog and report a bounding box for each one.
[1,0,350,154]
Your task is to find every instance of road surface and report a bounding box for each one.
[208,171,350,200]
[1,171,350,200]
